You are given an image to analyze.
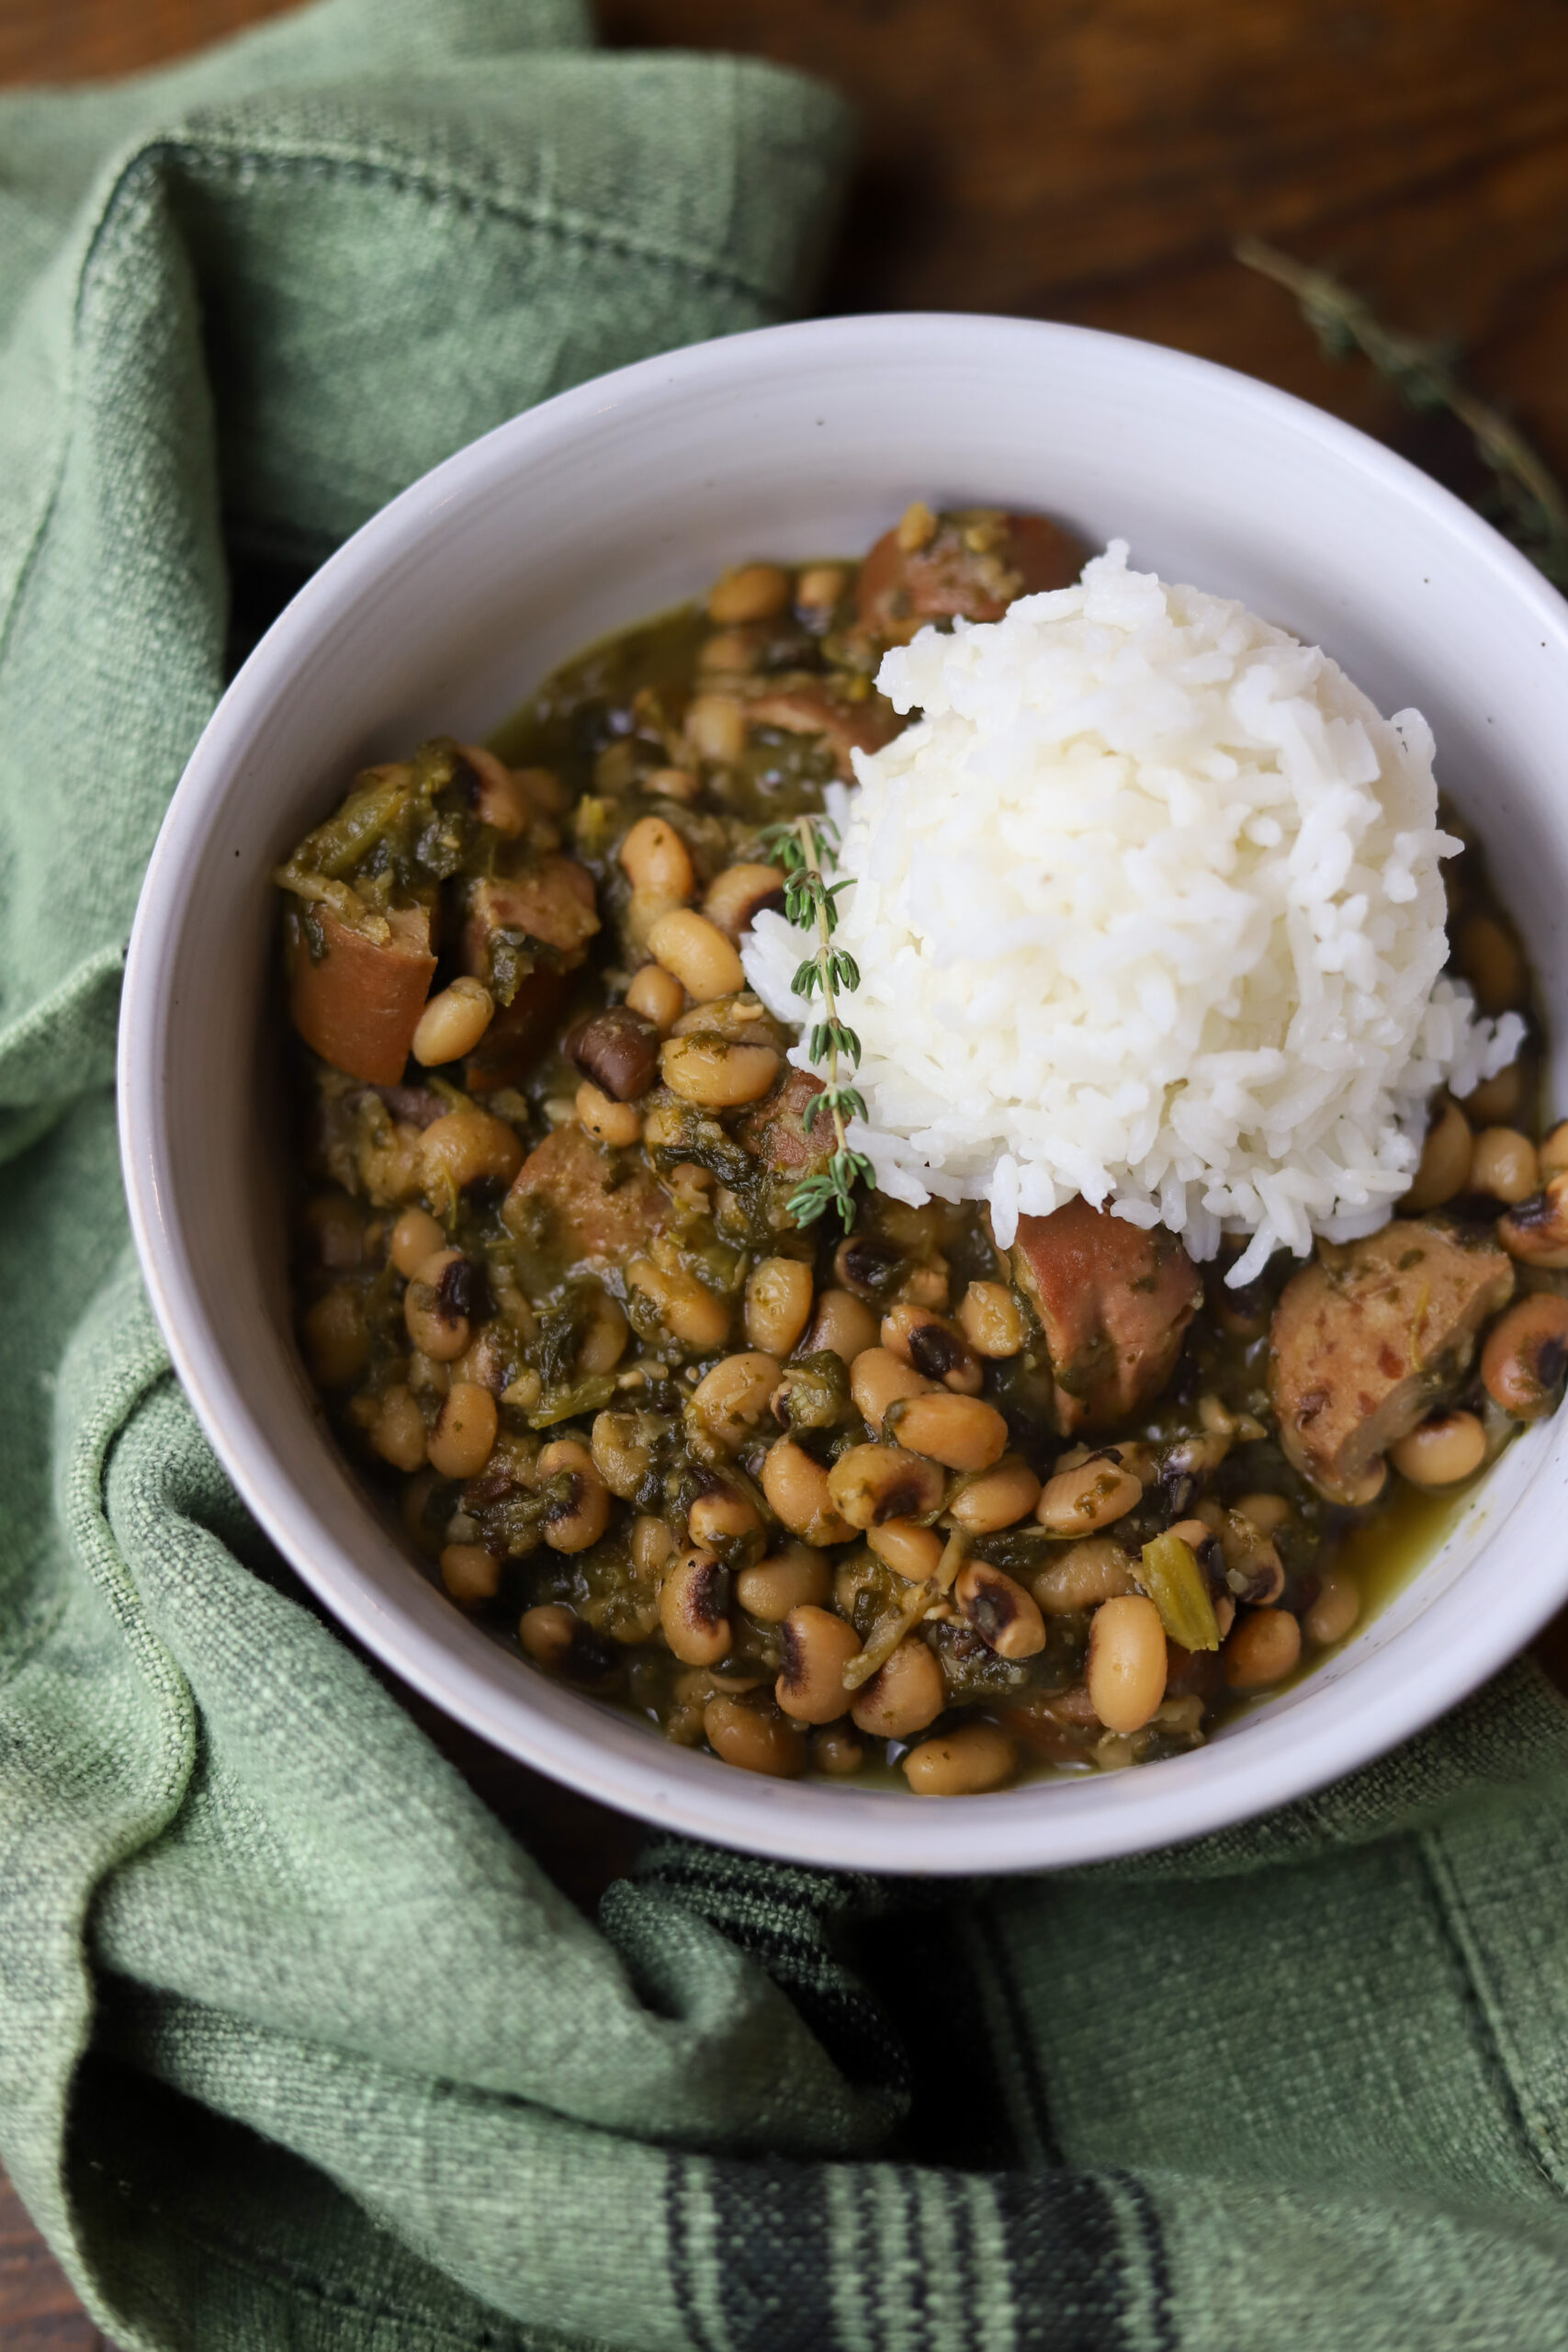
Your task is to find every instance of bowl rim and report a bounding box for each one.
[119,310,1568,1874]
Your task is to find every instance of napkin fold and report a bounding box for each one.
[4,5,1568,2347]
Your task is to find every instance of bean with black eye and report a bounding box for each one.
[833,1233,906,1303]
[1499,1173,1568,1267]
[827,1442,946,1530]
[660,1544,731,1666]
[538,1437,611,1553]
[775,1605,863,1724]
[520,1602,617,1681]
[567,1005,661,1102]
[881,1303,983,1394]
[736,1543,831,1622]
[704,1695,806,1777]
[954,1560,1046,1659]
[850,1636,945,1738]
[1483,1293,1568,1419]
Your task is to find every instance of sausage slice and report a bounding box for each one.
[1268,1219,1515,1502]
[1010,1197,1201,1436]
[286,899,435,1086]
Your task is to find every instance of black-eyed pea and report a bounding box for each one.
[660,1034,781,1108]
[1304,1573,1361,1647]
[886,1392,1008,1473]
[955,1560,1046,1659]
[660,1544,731,1666]
[865,1518,945,1583]
[630,1514,674,1582]
[403,1248,478,1362]
[1223,1607,1302,1690]
[689,1485,762,1548]
[797,563,846,613]
[419,1112,525,1211]
[775,1604,863,1724]
[1086,1594,1168,1734]
[1390,1410,1487,1487]
[812,1724,865,1774]
[1482,1293,1568,1419]
[1036,1453,1142,1535]
[590,1409,655,1500]
[761,1439,855,1546]
[708,562,791,624]
[1404,1099,1472,1212]
[575,1082,643,1150]
[850,1636,945,1739]
[1235,1490,1292,1536]
[849,1346,934,1434]
[1032,1537,1136,1614]
[625,961,686,1033]
[1540,1121,1568,1182]
[896,1257,951,1312]
[642,765,700,804]
[619,813,695,900]
[691,1351,782,1452]
[880,1303,982,1394]
[806,1289,881,1363]
[827,1442,945,1530]
[699,628,761,674]
[745,1257,815,1356]
[454,741,533,836]
[956,1280,1024,1359]
[833,1232,905,1302]
[685,694,747,763]
[1455,911,1528,1014]
[627,1259,734,1352]
[1471,1126,1539,1204]
[704,1694,806,1777]
[1462,1060,1527,1125]
[902,1724,1018,1796]
[440,1542,502,1606]
[705,863,787,942]
[372,1384,428,1473]
[576,1290,629,1375]
[301,1284,369,1387]
[648,908,746,1002]
[945,1456,1042,1537]
[412,977,494,1067]
[539,1437,611,1553]
[1499,1172,1568,1267]
[428,1381,499,1480]
[520,1602,614,1680]
[736,1542,832,1621]
[390,1204,446,1279]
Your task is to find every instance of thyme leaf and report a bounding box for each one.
[758,815,874,1234]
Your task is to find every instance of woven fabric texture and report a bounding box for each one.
[3,4,1568,2346]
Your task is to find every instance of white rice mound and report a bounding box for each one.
[743,540,1523,1286]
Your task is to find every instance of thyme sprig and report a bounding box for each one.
[1235,237,1568,583]
[759,814,874,1233]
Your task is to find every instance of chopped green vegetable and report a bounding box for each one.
[1139,1532,1221,1652]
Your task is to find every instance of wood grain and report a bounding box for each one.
[0,2161,119,2350]
[4,0,1568,2332]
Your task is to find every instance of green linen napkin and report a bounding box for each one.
[5,5,1568,2346]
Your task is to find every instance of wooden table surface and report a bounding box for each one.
[4,0,1568,2339]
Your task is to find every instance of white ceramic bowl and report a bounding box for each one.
[120,313,1568,1873]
